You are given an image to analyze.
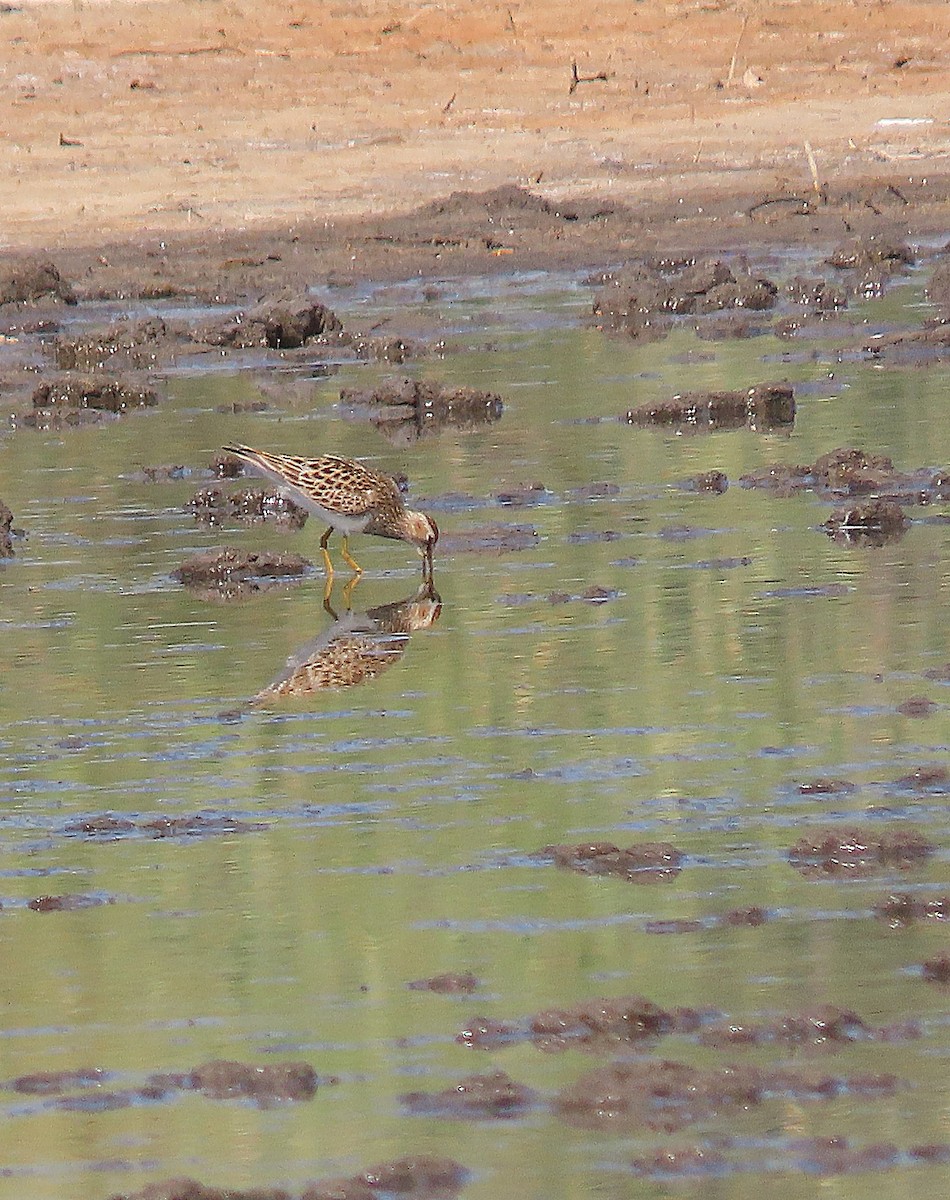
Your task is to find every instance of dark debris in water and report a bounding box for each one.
[593,258,778,345]
[874,891,950,926]
[27,892,115,912]
[0,256,77,305]
[629,1136,950,1180]
[63,812,266,840]
[407,972,481,994]
[440,524,539,554]
[681,470,728,493]
[0,498,14,558]
[542,840,684,883]
[104,1155,466,1200]
[172,547,312,601]
[457,994,701,1054]
[187,485,309,529]
[822,498,909,546]
[742,446,950,514]
[698,1004,915,1050]
[14,373,159,430]
[799,777,857,796]
[340,377,504,446]
[401,1070,538,1119]
[554,1056,897,1132]
[921,953,950,984]
[894,764,950,790]
[11,1067,106,1095]
[788,827,935,877]
[622,382,794,432]
[895,695,938,718]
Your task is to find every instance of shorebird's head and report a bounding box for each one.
[404,510,439,551]
[404,510,439,577]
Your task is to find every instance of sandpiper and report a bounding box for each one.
[222,444,439,578]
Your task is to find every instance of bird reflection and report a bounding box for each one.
[248,579,442,705]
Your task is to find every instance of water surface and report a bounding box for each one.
[1,263,949,1198]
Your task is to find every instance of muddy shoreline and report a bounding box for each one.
[4,173,949,308]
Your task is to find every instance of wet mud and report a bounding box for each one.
[62,812,265,840]
[622,381,795,432]
[788,828,935,878]
[407,973,481,995]
[171,548,312,602]
[542,841,684,884]
[340,379,504,446]
[187,486,309,531]
[106,1156,467,1200]
[0,500,14,558]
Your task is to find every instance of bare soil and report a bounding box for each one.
[1,0,948,293]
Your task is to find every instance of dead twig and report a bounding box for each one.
[803,139,823,201]
[569,59,608,95]
[746,196,810,221]
[442,92,456,114]
[726,13,749,86]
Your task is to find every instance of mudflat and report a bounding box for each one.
[1,0,948,292]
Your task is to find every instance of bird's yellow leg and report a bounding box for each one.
[319,526,335,576]
[340,534,362,575]
[322,573,337,615]
[340,572,361,609]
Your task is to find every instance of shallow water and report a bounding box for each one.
[1,262,949,1199]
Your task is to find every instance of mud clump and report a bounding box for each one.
[556,1058,900,1133]
[742,446,950,508]
[55,317,167,371]
[896,695,938,718]
[894,765,950,790]
[799,777,856,796]
[302,1156,469,1200]
[822,498,909,546]
[27,893,113,912]
[593,258,777,342]
[622,382,794,432]
[530,996,698,1053]
[682,470,728,493]
[11,1067,106,1094]
[864,321,950,365]
[827,236,915,298]
[0,256,76,305]
[402,1070,537,1119]
[628,1146,727,1177]
[785,275,849,311]
[458,994,699,1053]
[107,1155,468,1200]
[31,374,157,411]
[340,378,504,445]
[543,840,684,883]
[922,954,950,984]
[788,827,934,877]
[698,1004,900,1050]
[172,548,311,600]
[192,293,343,350]
[63,811,264,840]
[555,1058,765,1131]
[0,500,14,558]
[874,892,950,926]
[187,1059,318,1103]
[407,972,480,994]
[439,524,539,555]
[187,486,308,530]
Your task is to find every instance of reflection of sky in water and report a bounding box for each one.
[1,266,949,1197]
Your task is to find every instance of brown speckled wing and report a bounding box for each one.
[225,446,401,517]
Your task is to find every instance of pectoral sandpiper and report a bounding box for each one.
[222,444,439,578]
